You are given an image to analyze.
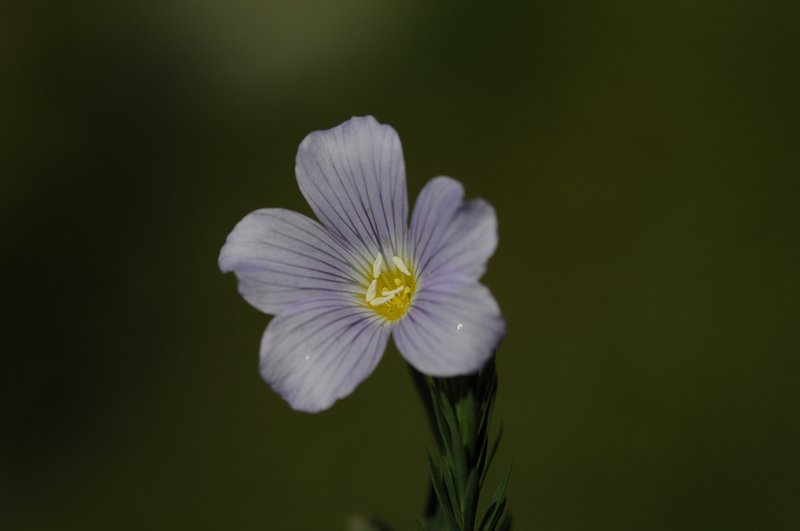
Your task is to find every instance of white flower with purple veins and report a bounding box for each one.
[219,116,505,412]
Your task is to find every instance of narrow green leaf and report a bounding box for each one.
[442,465,461,518]
[495,511,510,531]
[478,465,512,531]
[460,469,480,531]
[426,454,451,511]
[438,393,468,487]
[480,423,504,485]
[490,465,512,507]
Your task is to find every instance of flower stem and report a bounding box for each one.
[410,358,511,531]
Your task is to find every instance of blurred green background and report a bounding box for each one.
[3,1,799,529]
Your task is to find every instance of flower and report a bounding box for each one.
[219,116,505,412]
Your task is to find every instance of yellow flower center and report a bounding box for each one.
[363,252,415,321]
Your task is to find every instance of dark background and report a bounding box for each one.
[3,1,799,529]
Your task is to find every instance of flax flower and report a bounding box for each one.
[219,116,505,412]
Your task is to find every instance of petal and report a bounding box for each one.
[260,296,391,412]
[410,176,498,283]
[219,208,366,314]
[295,116,408,264]
[408,176,464,270]
[393,279,505,376]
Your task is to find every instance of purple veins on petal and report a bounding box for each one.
[409,176,497,284]
[218,208,365,315]
[295,116,409,263]
[259,295,391,412]
[393,279,505,377]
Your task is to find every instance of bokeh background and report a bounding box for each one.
[4,1,799,529]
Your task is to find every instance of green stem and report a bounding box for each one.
[411,357,511,531]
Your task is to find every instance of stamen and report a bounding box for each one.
[392,256,411,276]
[372,253,383,278]
[365,279,377,302]
[362,252,415,319]
[380,286,403,298]
[369,294,395,306]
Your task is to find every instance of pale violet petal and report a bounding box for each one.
[295,116,408,263]
[410,176,497,283]
[260,296,391,412]
[409,176,464,271]
[393,279,505,376]
[421,199,497,281]
[219,208,366,314]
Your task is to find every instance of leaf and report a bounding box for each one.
[478,465,512,531]
[460,469,480,531]
[426,453,451,511]
[480,423,503,485]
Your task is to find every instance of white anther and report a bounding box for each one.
[372,253,383,278]
[369,294,395,306]
[392,256,411,276]
[380,286,403,298]
[456,323,464,331]
[365,279,377,302]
